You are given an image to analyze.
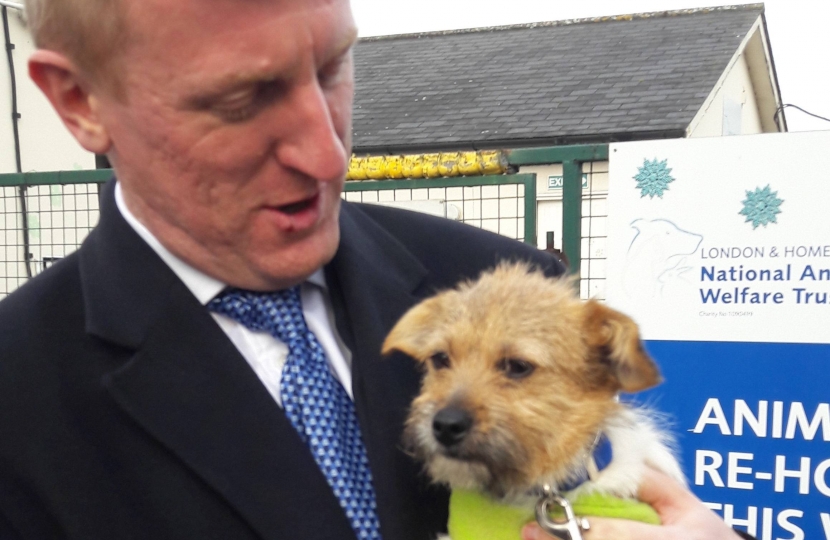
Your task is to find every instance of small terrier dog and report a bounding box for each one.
[382,262,684,508]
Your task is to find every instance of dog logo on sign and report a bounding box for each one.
[623,218,703,299]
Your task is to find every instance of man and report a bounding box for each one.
[0,0,747,538]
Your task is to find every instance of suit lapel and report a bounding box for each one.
[103,284,353,539]
[327,203,449,540]
[80,182,354,540]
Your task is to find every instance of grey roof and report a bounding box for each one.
[352,4,763,153]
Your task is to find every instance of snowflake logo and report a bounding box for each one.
[634,158,675,198]
[739,185,783,229]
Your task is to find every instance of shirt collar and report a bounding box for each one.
[115,182,326,305]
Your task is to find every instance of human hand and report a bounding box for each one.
[521,468,746,540]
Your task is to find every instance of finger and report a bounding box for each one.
[522,517,663,540]
[637,467,701,515]
[520,523,541,540]
[585,516,666,540]
[522,523,554,540]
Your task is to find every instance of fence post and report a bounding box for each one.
[562,159,582,276]
[523,174,537,247]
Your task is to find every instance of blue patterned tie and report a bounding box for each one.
[208,286,382,540]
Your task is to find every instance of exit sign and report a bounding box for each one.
[548,174,589,190]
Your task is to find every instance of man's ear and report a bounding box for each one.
[582,300,661,392]
[28,50,112,154]
[381,295,446,360]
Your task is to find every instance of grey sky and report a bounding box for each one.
[351,1,829,132]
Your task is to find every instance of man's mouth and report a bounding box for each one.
[264,193,323,232]
[277,194,318,215]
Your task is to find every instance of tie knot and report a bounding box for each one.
[207,285,306,342]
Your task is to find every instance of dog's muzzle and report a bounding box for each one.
[432,406,474,448]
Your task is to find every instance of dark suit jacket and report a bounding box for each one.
[0,181,563,539]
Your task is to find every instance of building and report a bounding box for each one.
[351,4,783,151]
[343,4,784,298]
[0,4,786,297]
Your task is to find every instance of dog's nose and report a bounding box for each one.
[432,406,473,447]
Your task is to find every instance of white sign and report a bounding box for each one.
[547,174,589,190]
[606,132,830,344]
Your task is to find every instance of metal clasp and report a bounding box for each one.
[535,485,590,540]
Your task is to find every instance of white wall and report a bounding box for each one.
[0,9,95,174]
[522,161,610,299]
[344,182,526,242]
[1,7,99,298]
[687,39,766,138]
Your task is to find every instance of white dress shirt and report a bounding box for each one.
[115,183,354,406]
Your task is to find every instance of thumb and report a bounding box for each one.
[521,523,548,540]
[636,468,701,519]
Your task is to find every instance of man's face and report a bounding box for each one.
[98,0,357,290]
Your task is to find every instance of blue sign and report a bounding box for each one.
[638,341,830,540]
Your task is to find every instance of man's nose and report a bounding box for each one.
[275,82,348,184]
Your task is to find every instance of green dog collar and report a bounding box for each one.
[447,489,660,540]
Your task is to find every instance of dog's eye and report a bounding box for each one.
[429,352,451,370]
[498,358,535,379]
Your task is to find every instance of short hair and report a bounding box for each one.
[25,0,126,90]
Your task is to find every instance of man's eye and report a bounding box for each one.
[211,87,255,120]
[429,352,450,370]
[497,358,535,380]
[214,81,283,123]
[318,54,349,88]
[218,104,257,123]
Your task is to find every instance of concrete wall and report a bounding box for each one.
[0,8,95,174]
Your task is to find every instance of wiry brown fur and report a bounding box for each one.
[382,262,661,499]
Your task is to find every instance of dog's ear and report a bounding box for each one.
[582,300,661,392]
[381,296,446,360]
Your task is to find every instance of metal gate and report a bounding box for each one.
[0,170,539,298]
[0,144,609,299]
[0,170,109,297]
[344,174,536,245]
